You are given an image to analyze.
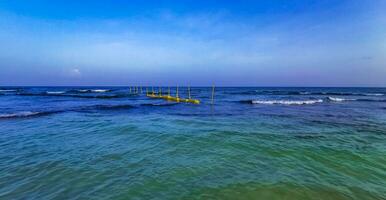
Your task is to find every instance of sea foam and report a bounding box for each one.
[0,111,41,119]
[251,99,323,105]
[364,93,384,96]
[92,89,109,93]
[46,91,65,94]
[327,97,356,102]
[0,89,16,92]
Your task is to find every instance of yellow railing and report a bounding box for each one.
[145,86,200,104]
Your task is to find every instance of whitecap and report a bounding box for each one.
[327,97,356,102]
[251,99,323,105]
[300,92,311,95]
[0,89,16,92]
[91,89,109,93]
[0,111,40,118]
[46,91,65,94]
[364,93,384,96]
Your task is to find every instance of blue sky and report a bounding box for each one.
[0,0,385,86]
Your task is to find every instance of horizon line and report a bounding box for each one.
[1,85,386,88]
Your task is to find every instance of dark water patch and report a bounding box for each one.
[140,103,178,107]
[171,112,235,117]
[356,99,386,102]
[227,91,257,95]
[294,134,326,140]
[91,104,135,110]
[255,90,306,95]
[77,104,135,112]
[0,104,136,120]
[238,100,253,104]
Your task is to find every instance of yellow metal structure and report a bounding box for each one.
[146,86,200,104]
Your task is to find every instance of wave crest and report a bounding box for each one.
[0,111,40,118]
[251,99,323,105]
[254,90,385,96]
[327,97,356,102]
[92,89,109,93]
[0,111,61,119]
[68,89,110,93]
[46,91,65,94]
[364,93,384,96]
[0,89,16,92]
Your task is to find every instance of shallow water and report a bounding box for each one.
[1,87,386,199]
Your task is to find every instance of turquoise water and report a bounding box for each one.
[0,87,386,199]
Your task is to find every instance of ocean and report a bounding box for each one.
[0,87,385,199]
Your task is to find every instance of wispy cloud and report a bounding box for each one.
[0,1,385,86]
[67,68,81,78]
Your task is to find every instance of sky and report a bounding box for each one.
[0,0,385,86]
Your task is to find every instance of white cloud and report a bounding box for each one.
[68,68,81,78]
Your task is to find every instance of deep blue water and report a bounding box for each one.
[1,87,386,199]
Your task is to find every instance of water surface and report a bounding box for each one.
[0,87,385,199]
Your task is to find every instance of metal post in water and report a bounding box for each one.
[211,85,215,105]
[176,85,179,98]
[188,86,191,99]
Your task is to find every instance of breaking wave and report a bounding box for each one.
[364,93,384,96]
[91,89,109,93]
[251,99,323,105]
[326,97,356,102]
[69,89,110,93]
[254,90,385,96]
[46,91,65,94]
[0,111,62,119]
[327,97,386,102]
[241,97,386,105]
[0,89,17,92]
